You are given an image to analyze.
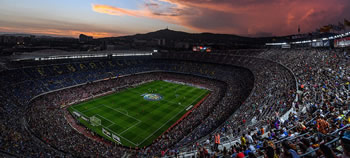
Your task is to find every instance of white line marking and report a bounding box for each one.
[119,120,141,135]
[72,104,139,145]
[127,83,192,107]
[95,114,138,146]
[106,123,115,128]
[80,104,106,113]
[71,106,89,118]
[160,88,198,107]
[96,114,114,125]
[127,81,181,96]
[102,104,143,137]
[103,104,141,122]
[105,126,138,146]
[137,90,208,146]
[71,81,209,147]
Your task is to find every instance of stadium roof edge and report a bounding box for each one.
[6,50,155,61]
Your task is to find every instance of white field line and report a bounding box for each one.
[126,81,163,94]
[119,120,141,135]
[96,114,115,126]
[72,103,139,146]
[71,106,89,118]
[105,125,138,146]
[96,114,138,146]
[115,108,128,115]
[80,104,106,113]
[127,84,192,107]
[137,90,208,146]
[160,88,198,107]
[102,104,142,136]
[71,82,208,147]
[106,123,115,128]
[127,81,182,96]
[72,92,115,108]
[103,104,141,122]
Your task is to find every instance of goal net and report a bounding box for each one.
[90,116,101,126]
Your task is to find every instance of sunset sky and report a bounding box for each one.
[0,0,349,38]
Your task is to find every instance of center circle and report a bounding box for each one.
[143,93,163,101]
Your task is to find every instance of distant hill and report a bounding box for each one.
[0,29,274,45]
[99,29,270,44]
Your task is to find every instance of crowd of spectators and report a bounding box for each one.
[1,48,348,158]
[1,57,254,157]
[25,69,251,157]
[176,48,350,158]
[160,52,295,156]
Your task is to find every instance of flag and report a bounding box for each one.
[345,19,350,27]
[320,25,332,32]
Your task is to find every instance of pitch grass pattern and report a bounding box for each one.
[142,93,163,101]
[68,80,209,148]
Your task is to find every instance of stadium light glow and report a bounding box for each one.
[265,42,287,46]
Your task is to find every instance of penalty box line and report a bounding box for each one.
[71,106,89,118]
[95,114,138,146]
[73,103,141,146]
[79,104,106,113]
[137,90,208,146]
[102,104,142,135]
[103,104,141,122]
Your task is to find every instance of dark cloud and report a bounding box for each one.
[92,0,350,36]
[180,9,246,33]
[145,2,185,16]
[164,0,350,36]
[145,3,159,8]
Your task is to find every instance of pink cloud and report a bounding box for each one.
[0,26,122,38]
[92,0,350,36]
[92,4,142,17]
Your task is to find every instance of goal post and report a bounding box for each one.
[90,116,101,126]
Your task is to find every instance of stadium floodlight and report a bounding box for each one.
[90,116,101,126]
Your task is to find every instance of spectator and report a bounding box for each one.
[320,144,338,158]
[281,141,300,158]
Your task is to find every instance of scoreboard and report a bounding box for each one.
[192,46,212,52]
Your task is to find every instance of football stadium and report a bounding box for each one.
[1,0,350,158]
[68,80,210,148]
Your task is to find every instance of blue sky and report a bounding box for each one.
[0,0,189,37]
[0,0,349,38]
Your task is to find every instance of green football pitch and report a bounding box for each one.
[68,80,210,148]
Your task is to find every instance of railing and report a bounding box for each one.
[172,53,298,157]
[299,124,350,157]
